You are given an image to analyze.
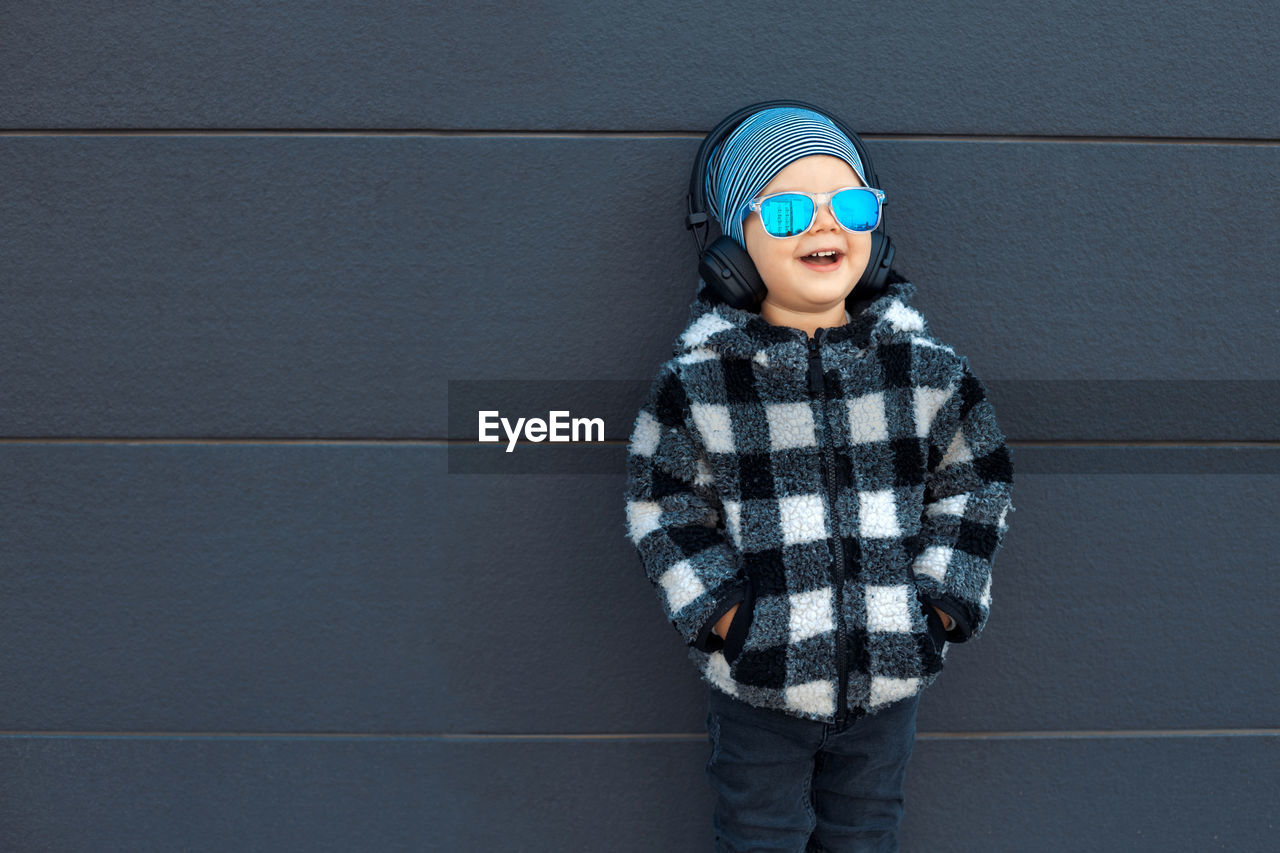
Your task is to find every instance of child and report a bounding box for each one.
[623,103,1015,851]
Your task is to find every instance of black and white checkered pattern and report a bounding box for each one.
[624,274,1014,722]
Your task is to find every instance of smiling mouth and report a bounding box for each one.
[799,251,843,269]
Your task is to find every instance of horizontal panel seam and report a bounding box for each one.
[0,130,1276,146]
[1,729,1277,742]
[1,440,1279,447]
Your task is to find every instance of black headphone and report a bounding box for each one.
[686,99,895,312]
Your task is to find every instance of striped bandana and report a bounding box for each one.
[704,107,867,250]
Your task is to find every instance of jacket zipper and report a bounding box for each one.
[807,330,850,727]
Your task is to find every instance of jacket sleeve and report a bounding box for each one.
[624,363,746,654]
[911,358,1015,643]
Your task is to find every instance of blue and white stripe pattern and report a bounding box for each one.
[705,107,868,249]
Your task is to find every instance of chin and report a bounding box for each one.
[802,279,858,304]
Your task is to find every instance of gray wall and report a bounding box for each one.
[2,2,1277,851]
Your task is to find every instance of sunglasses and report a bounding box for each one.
[745,186,886,238]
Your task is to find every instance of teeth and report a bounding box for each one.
[810,250,838,257]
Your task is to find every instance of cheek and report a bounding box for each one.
[752,247,792,283]
[743,228,780,273]
[849,235,874,268]
[743,221,767,258]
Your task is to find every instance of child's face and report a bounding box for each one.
[743,154,873,318]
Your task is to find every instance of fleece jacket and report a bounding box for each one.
[623,271,1015,723]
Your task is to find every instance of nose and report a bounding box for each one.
[809,198,840,232]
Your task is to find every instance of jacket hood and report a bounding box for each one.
[673,274,928,372]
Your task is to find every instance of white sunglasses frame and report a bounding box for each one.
[744,186,886,239]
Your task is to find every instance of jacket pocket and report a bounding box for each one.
[722,578,756,666]
[914,589,947,676]
[923,603,947,654]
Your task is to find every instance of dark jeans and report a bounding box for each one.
[704,687,920,853]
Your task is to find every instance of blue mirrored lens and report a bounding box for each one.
[758,194,815,237]
[831,188,880,231]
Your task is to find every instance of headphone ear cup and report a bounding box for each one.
[853,231,895,301]
[699,236,767,311]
